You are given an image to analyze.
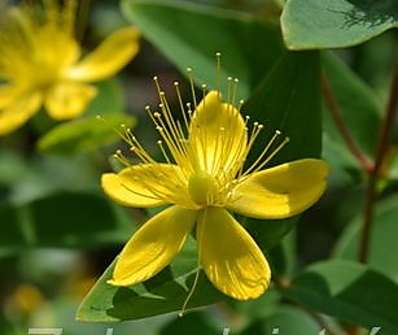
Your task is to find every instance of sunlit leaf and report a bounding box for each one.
[77,237,224,322]
[37,114,136,155]
[282,0,398,50]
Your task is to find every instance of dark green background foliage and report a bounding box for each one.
[1,0,398,334]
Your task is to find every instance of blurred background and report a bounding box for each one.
[1,0,398,334]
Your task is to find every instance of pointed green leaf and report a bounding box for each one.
[283,260,398,334]
[322,52,381,172]
[282,0,398,50]
[245,51,321,163]
[86,80,126,116]
[240,306,320,335]
[37,114,136,155]
[159,312,220,335]
[323,52,380,156]
[335,195,398,283]
[122,0,283,98]
[242,51,321,252]
[77,238,224,322]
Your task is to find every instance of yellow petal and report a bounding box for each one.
[45,82,97,120]
[34,25,81,70]
[197,207,270,300]
[189,91,247,175]
[102,163,194,209]
[228,159,329,219]
[108,206,197,286]
[0,92,42,135]
[65,27,140,82]
[0,85,18,109]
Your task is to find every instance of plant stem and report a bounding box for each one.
[321,74,374,173]
[359,64,398,263]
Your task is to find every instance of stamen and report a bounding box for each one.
[215,52,221,98]
[255,136,290,172]
[113,149,131,167]
[201,84,207,99]
[174,81,189,133]
[245,115,250,127]
[238,99,245,112]
[153,76,162,99]
[226,76,233,105]
[157,140,171,164]
[232,78,239,107]
[159,91,186,150]
[187,67,197,109]
[186,103,193,121]
[240,129,281,178]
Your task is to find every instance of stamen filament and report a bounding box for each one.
[215,52,221,99]
[174,81,190,133]
[241,128,279,177]
[252,137,290,172]
[187,67,197,109]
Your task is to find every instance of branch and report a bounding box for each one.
[358,63,398,263]
[321,74,374,173]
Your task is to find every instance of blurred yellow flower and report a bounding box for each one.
[101,67,329,304]
[11,284,45,314]
[0,0,140,135]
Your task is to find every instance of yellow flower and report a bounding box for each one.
[0,0,140,135]
[101,68,329,303]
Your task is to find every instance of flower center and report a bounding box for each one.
[188,172,218,206]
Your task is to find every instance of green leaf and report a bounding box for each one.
[7,155,97,205]
[283,259,398,334]
[85,80,126,116]
[122,0,283,98]
[281,0,398,50]
[44,298,172,335]
[322,52,380,163]
[244,216,297,252]
[37,114,136,155]
[0,150,27,185]
[242,51,321,252]
[0,191,134,252]
[228,289,281,320]
[335,194,398,283]
[245,51,321,163]
[159,312,221,335]
[239,306,321,335]
[77,237,224,322]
